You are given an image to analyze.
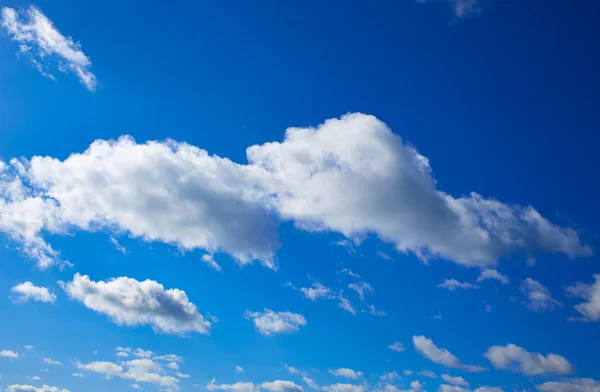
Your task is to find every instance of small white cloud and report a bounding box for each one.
[348,281,374,300]
[437,279,479,291]
[322,383,366,392]
[244,309,306,336]
[26,376,41,381]
[338,293,357,316]
[379,371,400,382]
[476,269,509,285]
[10,282,56,303]
[260,380,304,392]
[368,304,386,316]
[520,278,562,312]
[484,343,573,376]
[564,274,600,322]
[109,237,128,254]
[236,366,244,373]
[63,273,211,335]
[207,379,257,392]
[130,384,141,390]
[413,336,484,372]
[441,374,468,387]
[418,370,436,378]
[77,359,178,389]
[299,282,334,301]
[329,368,364,380]
[484,304,492,313]
[1,350,19,359]
[25,345,34,350]
[1,6,98,90]
[72,373,84,378]
[403,370,414,376]
[537,378,600,392]
[43,358,63,366]
[302,377,318,390]
[388,341,405,352]
[341,269,361,279]
[201,254,222,272]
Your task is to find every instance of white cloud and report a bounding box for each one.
[341,269,361,279]
[520,278,562,312]
[484,343,573,376]
[42,358,63,366]
[473,388,502,392]
[368,304,387,316]
[116,352,129,358]
[260,380,304,392]
[380,372,400,382]
[63,273,211,335]
[25,345,34,350]
[453,0,479,18]
[72,373,84,378]
[322,384,366,392]
[403,371,414,376]
[441,375,468,387]
[438,386,468,392]
[302,377,318,390]
[284,365,304,376]
[0,114,590,271]
[26,376,41,381]
[109,236,128,254]
[476,270,509,285]
[418,370,437,378]
[299,282,334,301]
[167,362,179,370]
[244,309,306,336]
[388,341,405,352]
[130,384,141,390]
[133,349,154,359]
[537,378,600,392]
[176,372,190,378]
[329,368,364,380]
[6,385,70,392]
[201,254,222,272]
[410,381,423,392]
[1,350,19,359]
[10,282,56,303]
[236,366,245,373]
[437,279,479,291]
[564,274,600,322]
[338,293,357,316]
[348,282,374,300]
[207,379,258,392]
[77,358,179,389]
[0,6,98,90]
[412,336,484,372]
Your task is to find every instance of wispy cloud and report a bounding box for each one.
[1,6,98,90]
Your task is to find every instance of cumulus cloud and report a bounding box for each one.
[437,279,479,291]
[244,309,306,336]
[0,114,590,270]
[260,380,304,392]
[536,378,600,392]
[207,380,258,392]
[418,370,437,378]
[413,336,484,372]
[63,273,211,335]
[10,282,56,303]
[1,6,98,90]
[388,341,405,352]
[299,282,334,301]
[6,385,70,392]
[441,375,468,387]
[564,274,600,322]
[476,270,509,285]
[1,349,19,358]
[329,368,364,380]
[43,358,63,366]
[520,278,562,312]
[76,358,179,389]
[483,344,573,376]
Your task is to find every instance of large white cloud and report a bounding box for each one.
[1,349,19,358]
[0,114,590,270]
[412,336,484,372]
[1,6,97,90]
[244,309,306,336]
[537,378,600,392]
[483,344,573,376]
[63,273,211,335]
[564,274,600,322]
[10,282,56,303]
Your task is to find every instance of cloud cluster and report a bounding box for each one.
[10,281,56,303]
[329,368,364,380]
[483,344,573,376]
[536,378,600,392]
[244,309,307,336]
[62,273,211,335]
[6,386,70,392]
[412,336,484,372]
[206,379,304,392]
[1,6,97,90]
[0,114,590,271]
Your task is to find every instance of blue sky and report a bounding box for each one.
[0,1,599,392]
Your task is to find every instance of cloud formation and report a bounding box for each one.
[76,358,179,389]
[564,274,600,322]
[244,309,306,336]
[484,344,573,376]
[0,114,590,270]
[329,368,364,380]
[536,378,600,392]
[437,279,479,291]
[520,278,562,312]
[6,386,70,392]
[476,270,509,285]
[1,6,98,90]
[413,335,484,372]
[10,282,56,303]
[63,273,211,335]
